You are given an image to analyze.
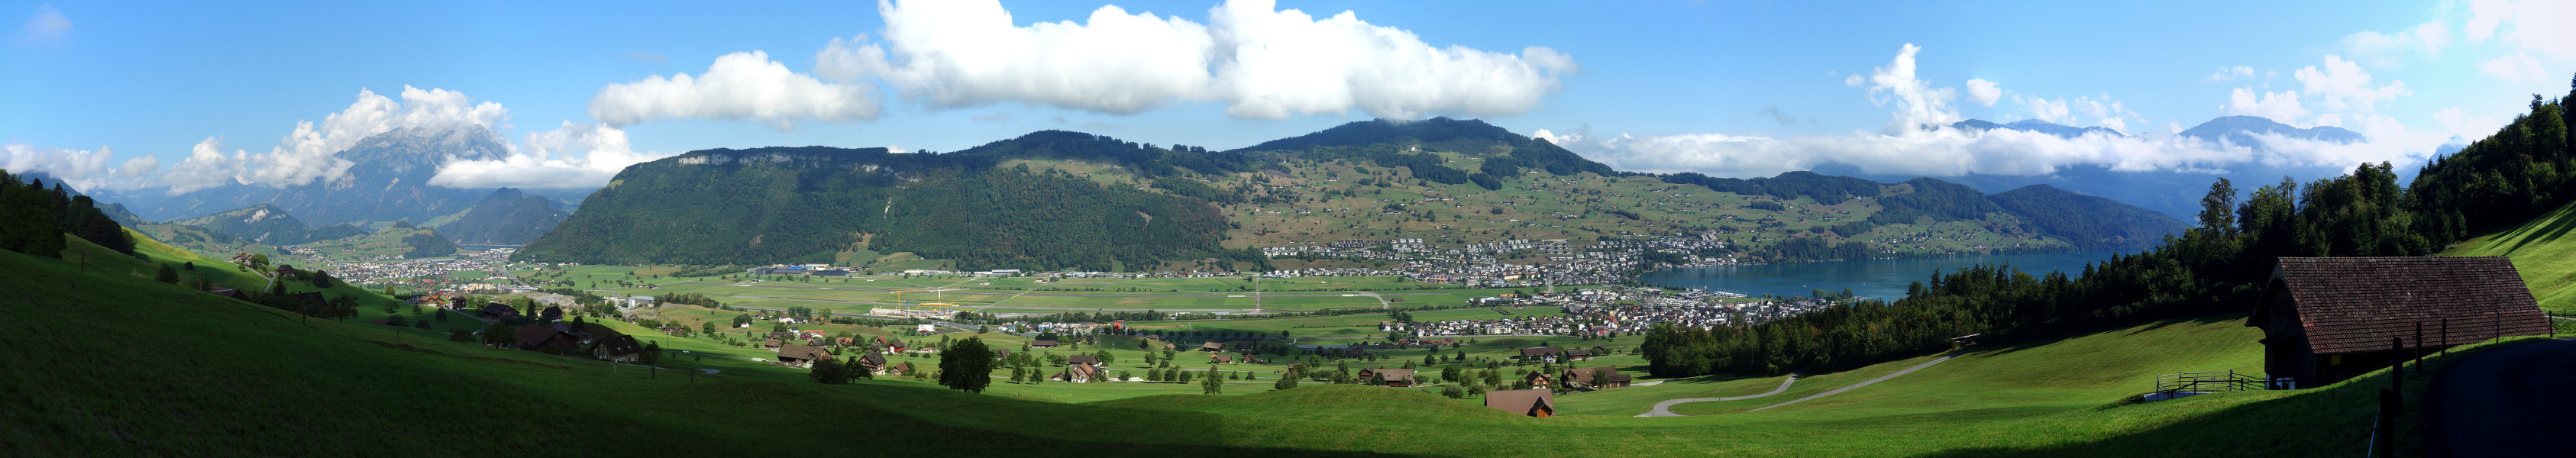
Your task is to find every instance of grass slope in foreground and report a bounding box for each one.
[3,239,2459,456]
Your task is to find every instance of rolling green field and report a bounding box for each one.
[2,232,2502,456]
[2440,198,2576,316]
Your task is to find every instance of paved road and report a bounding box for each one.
[2428,338,2576,457]
[1743,354,1957,412]
[1636,376,1798,417]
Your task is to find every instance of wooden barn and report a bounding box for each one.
[1482,389,1555,418]
[2254,256,2553,389]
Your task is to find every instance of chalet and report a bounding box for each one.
[1563,349,1594,361]
[1524,371,1552,389]
[835,337,856,347]
[591,334,643,363]
[1516,347,1563,363]
[1562,366,1628,389]
[1199,341,1227,352]
[769,331,796,342]
[760,338,784,349]
[1059,362,1104,383]
[855,353,893,375]
[1210,354,1234,364]
[2254,256,2554,389]
[1240,353,1269,364]
[1482,389,1556,418]
[515,326,578,353]
[539,305,564,321]
[480,303,519,320]
[777,344,833,368]
[1030,340,1060,348]
[1357,368,1417,387]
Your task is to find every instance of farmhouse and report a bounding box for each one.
[856,353,894,375]
[2254,256,2554,389]
[1210,354,1233,364]
[590,334,643,363]
[1482,389,1556,418]
[1562,366,1629,389]
[1030,340,1059,348]
[760,338,783,350]
[1059,363,1103,382]
[777,344,832,368]
[515,326,577,353]
[1524,371,1551,389]
[1199,341,1227,352]
[1563,348,1593,361]
[1516,347,1562,363]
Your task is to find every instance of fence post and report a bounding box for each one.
[2413,322,2424,373]
[2389,337,2403,391]
[2442,319,2449,356]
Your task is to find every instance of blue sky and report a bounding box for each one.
[3,0,2569,193]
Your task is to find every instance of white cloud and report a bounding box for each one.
[2203,66,2255,82]
[2339,21,2450,66]
[2468,0,2576,61]
[2222,88,2311,123]
[1964,79,2002,107]
[1532,44,2456,182]
[428,122,665,189]
[160,137,243,194]
[243,85,509,188]
[1854,44,1958,134]
[2,143,146,191]
[816,0,1575,120]
[590,50,881,130]
[2477,53,2549,82]
[2292,56,2410,113]
[15,4,69,45]
[2018,95,2069,124]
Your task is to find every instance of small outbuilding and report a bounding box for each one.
[2254,256,2554,389]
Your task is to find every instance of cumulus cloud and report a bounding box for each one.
[2223,88,2311,123]
[160,137,244,194]
[590,50,881,130]
[2203,66,2255,82]
[241,85,509,187]
[1964,79,2002,107]
[1854,44,1958,134]
[1530,44,2452,182]
[428,121,664,189]
[2477,53,2549,82]
[15,4,69,45]
[2339,21,2450,66]
[2468,0,2576,62]
[2293,56,2410,113]
[2018,95,2069,124]
[815,0,1575,120]
[2,143,154,191]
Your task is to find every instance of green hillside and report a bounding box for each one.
[2439,197,2576,316]
[6,237,2469,457]
[432,187,568,245]
[173,204,368,245]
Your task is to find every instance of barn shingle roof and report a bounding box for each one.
[2264,256,2552,354]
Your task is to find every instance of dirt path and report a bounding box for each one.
[1635,376,1798,417]
[2428,338,2576,457]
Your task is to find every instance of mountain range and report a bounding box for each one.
[518,118,2187,270]
[1819,115,2377,221]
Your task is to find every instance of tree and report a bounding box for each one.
[1201,366,1224,395]
[811,356,848,384]
[639,341,661,365]
[154,263,179,284]
[1273,373,1298,390]
[1443,385,1466,398]
[248,253,270,273]
[939,337,995,393]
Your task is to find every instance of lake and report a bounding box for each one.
[1633,250,2131,301]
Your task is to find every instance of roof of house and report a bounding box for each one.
[1201,341,1226,350]
[1564,349,1593,358]
[856,352,887,367]
[1563,366,1619,385]
[1031,340,1059,347]
[1366,368,1417,382]
[778,344,831,362]
[514,326,567,347]
[594,334,642,356]
[1482,389,1555,416]
[2264,256,2554,354]
[1517,347,1561,356]
[480,303,516,316]
[1211,354,1234,363]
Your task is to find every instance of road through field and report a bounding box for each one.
[2428,338,2576,457]
[1636,376,1798,417]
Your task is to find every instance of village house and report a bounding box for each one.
[777,344,832,368]
[760,338,784,350]
[1561,366,1630,389]
[1030,340,1059,349]
[1516,347,1562,363]
[590,334,643,363]
[1563,348,1593,361]
[1483,389,1556,418]
[2254,256,2555,389]
[1200,341,1227,352]
[1524,371,1552,389]
[855,353,894,375]
[1062,355,1104,383]
[514,326,578,353]
[1210,353,1234,364]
